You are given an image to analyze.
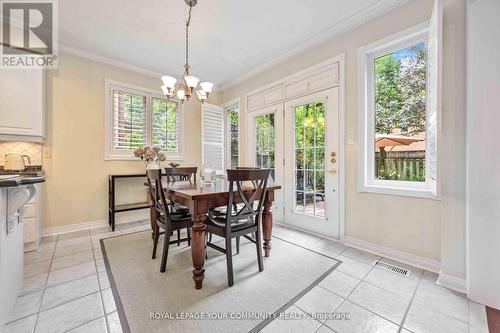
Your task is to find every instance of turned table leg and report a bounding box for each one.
[262,199,273,257]
[191,214,207,289]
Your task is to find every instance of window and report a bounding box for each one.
[105,80,183,160]
[358,21,441,198]
[224,101,240,168]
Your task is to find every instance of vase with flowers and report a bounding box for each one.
[133,146,166,169]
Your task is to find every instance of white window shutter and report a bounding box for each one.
[427,0,442,197]
[202,103,224,171]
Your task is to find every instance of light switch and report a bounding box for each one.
[43,146,52,158]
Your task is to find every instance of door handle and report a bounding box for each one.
[327,168,337,174]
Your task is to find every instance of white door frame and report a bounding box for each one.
[244,54,345,240]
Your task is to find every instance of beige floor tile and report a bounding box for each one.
[403,302,468,333]
[106,311,123,333]
[20,273,48,296]
[8,290,43,322]
[46,261,96,287]
[295,286,344,318]
[335,255,373,279]
[3,314,37,333]
[67,316,107,333]
[364,266,419,299]
[102,288,117,314]
[319,270,360,298]
[341,247,381,265]
[50,250,94,271]
[348,282,410,325]
[325,300,399,333]
[41,274,100,310]
[35,292,104,333]
[24,260,51,278]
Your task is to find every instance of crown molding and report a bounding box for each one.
[218,0,409,91]
[59,45,163,79]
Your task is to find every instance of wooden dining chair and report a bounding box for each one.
[205,168,270,286]
[163,167,197,244]
[146,169,192,273]
[163,167,197,183]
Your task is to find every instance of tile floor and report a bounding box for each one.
[3,221,489,333]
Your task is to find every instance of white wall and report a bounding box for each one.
[466,0,500,309]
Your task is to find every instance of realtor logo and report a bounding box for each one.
[1,0,58,68]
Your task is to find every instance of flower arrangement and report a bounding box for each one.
[133,146,166,169]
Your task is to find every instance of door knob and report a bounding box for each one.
[327,168,337,174]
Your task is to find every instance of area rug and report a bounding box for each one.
[100,231,340,333]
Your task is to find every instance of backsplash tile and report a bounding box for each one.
[0,141,43,166]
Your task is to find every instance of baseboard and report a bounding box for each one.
[437,271,467,294]
[42,211,149,237]
[344,236,441,273]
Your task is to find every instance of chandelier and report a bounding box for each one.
[161,0,213,103]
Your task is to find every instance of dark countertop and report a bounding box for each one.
[0,171,45,188]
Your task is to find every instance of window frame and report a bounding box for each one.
[223,98,241,168]
[104,79,183,161]
[357,23,438,199]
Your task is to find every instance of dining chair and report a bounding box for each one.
[205,168,270,286]
[163,167,197,244]
[209,166,261,250]
[146,169,192,273]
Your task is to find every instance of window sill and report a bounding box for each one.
[104,154,184,162]
[358,183,439,200]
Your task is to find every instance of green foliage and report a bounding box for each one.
[152,98,178,152]
[374,43,426,135]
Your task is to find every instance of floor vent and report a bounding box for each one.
[373,260,411,277]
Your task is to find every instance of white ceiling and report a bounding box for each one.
[59,0,406,89]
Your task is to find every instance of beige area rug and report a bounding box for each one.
[101,231,340,333]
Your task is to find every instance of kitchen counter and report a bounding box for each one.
[0,173,45,187]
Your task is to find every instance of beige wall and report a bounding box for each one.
[42,53,221,229]
[222,0,466,270]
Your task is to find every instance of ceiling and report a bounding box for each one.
[59,0,406,89]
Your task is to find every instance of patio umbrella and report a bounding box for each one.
[375,134,423,148]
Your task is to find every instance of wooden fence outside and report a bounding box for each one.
[375,156,425,180]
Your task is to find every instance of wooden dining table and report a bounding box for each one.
[148,179,281,290]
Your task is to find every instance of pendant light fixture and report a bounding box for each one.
[161,0,213,103]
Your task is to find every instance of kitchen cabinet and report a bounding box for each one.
[0,69,45,142]
[23,183,42,252]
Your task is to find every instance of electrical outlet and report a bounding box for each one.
[43,146,52,158]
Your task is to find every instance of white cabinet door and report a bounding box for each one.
[0,69,44,138]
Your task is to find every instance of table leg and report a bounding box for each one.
[262,201,273,257]
[191,214,207,289]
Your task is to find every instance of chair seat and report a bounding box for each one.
[158,213,191,225]
[171,202,189,215]
[206,215,254,231]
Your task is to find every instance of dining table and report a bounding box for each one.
[147,178,281,290]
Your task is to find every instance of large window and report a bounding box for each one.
[358,23,440,198]
[105,80,182,160]
[224,103,239,168]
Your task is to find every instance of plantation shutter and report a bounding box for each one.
[426,0,442,196]
[202,103,224,171]
[112,89,147,150]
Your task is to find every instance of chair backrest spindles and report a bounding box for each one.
[225,169,270,235]
[146,169,172,229]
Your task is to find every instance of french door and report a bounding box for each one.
[283,88,339,238]
[247,104,284,221]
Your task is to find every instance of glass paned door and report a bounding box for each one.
[255,113,275,181]
[284,88,339,238]
[248,104,284,222]
[294,102,326,218]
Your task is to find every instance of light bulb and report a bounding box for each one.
[184,75,200,89]
[200,82,214,94]
[161,76,177,90]
[196,90,207,103]
[177,89,185,101]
